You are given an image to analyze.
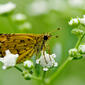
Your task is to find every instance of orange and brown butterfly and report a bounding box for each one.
[0,28,60,63]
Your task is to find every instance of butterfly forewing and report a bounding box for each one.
[0,34,49,63]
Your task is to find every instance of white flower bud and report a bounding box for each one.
[54,62,58,67]
[36,59,40,64]
[24,73,31,80]
[24,60,33,69]
[43,68,48,71]
[69,48,78,57]
[79,18,85,25]
[78,45,85,54]
[72,29,84,35]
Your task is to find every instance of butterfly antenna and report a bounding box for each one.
[48,28,61,38]
[49,28,61,34]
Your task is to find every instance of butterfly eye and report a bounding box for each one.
[44,35,48,40]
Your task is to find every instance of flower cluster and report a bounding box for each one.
[69,18,79,25]
[69,44,85,59]
[68,15,85,60]
[36,51,58,71]
[23,60,34,80]
[68,15,85,36]
[69,15,85,26]
[78,45,85,54]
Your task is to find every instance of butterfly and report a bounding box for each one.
[0,29,60,63]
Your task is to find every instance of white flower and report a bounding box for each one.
[0,50,19,70]
[43,67,48,71]
[28,0,48,16]
[69,18,79,25]
[0,2,16,15]
[19,22,32,30]
[78,45,85,54]
[54,62,58,67]
[79,18,85,25]
[36,51,58,71]
[12,13,27,22]
[24,60,33,69]
[36,59,40,64]
[69,48,78,57]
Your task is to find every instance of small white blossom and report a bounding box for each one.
[0,50,19,70]
[69,18,79,25]
[51,54,56,58]
[79,18,85,25]
[19,22,32,30]
[54,62,58,67]
[28,0,48,16]
[36,59,40,64]
[69,48,78,57]
[36,51,58,71]
[78,45,85,54]
[0,2,16,15]
[43,67,48,71]
[12,13,27,22]
[24,60,33,69]
[72,29,84,35]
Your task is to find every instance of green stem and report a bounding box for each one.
[45,57,73,84]
[75,33,85,49]
[14,66,23,72]
[42,71,46,85]
[14,66,41,80]
[30,74,41,80]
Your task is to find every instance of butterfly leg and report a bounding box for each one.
[44,43,52,61]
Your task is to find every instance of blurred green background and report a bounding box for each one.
[0,0,85,85]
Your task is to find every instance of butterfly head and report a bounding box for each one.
[43,34,51,41]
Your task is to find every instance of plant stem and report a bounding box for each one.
[42,71,46,85]
[14,66,41,80]
[30,74,41,80]
[14,66,23,72]
[45,57,73,84]
[75,33,85,49]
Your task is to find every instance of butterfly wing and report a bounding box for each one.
[0,34,37,63]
